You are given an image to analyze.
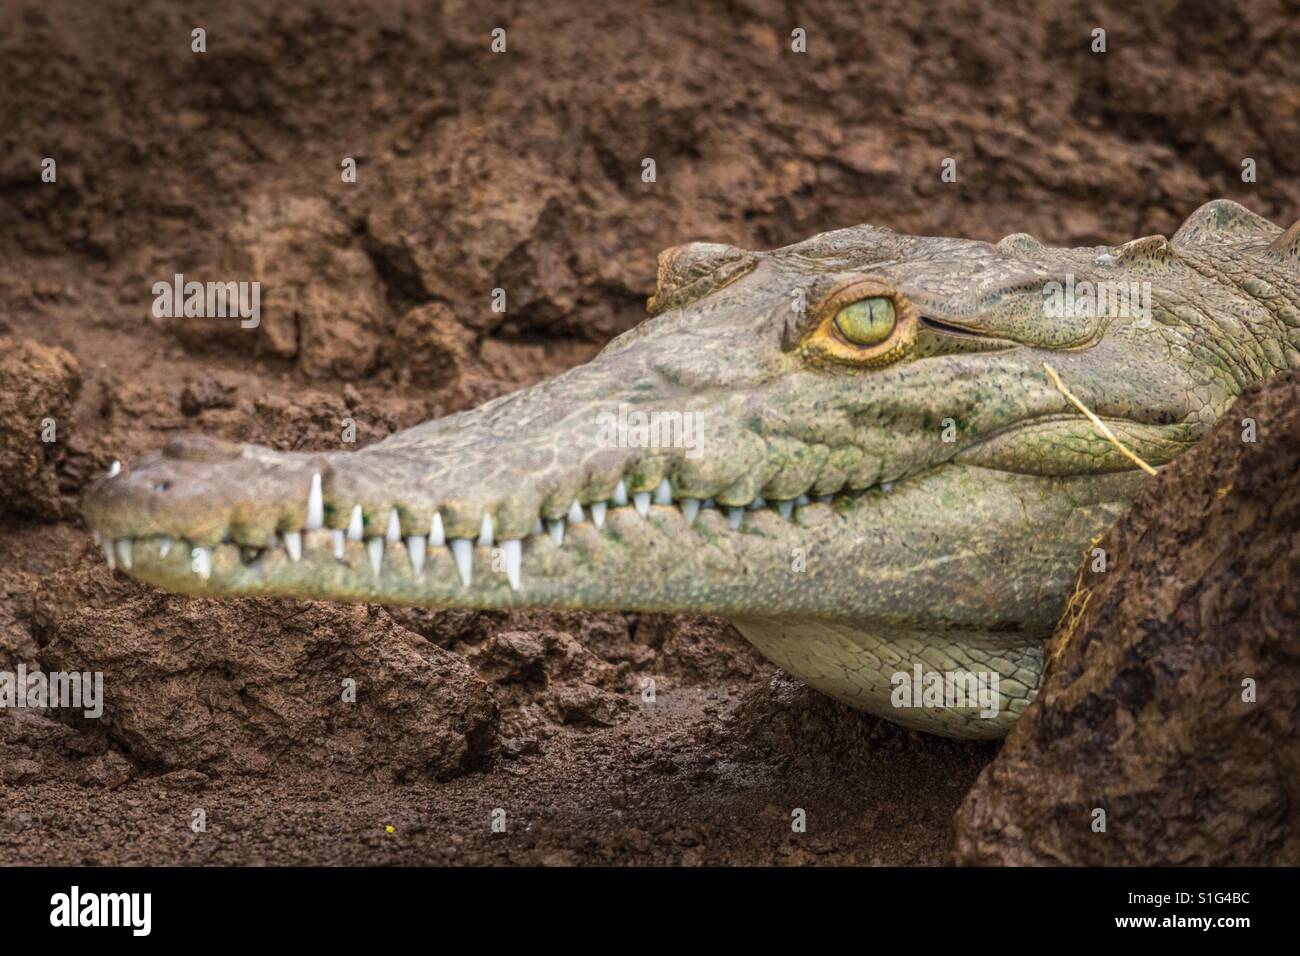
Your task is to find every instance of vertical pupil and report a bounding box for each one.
[834,296,895,345]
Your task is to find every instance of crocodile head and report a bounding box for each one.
[83,200,1299,737]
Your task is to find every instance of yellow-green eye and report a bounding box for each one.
[834,297,896,346]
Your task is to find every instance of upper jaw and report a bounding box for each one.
[82,426,861,601]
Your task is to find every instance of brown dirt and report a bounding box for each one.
[0,0,1296,865]
[953,371,1300,865]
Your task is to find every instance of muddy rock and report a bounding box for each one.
[954,371,1300,865]
[31,567,498,782]
[390,301,474,390]
[171,195,392,380]
[0,337,80,519]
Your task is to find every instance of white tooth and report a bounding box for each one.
[478,514,494,547]
[159,537,172,558]
[386,508,402,543]
[633,491,651,516]
[283,531,302,562]
[406,535,426,575]
[654,479,673,505]
[612,480,628,506]
[192,547,212,580]
[882,481,894,493]
[501,538,522,591]
[102,541,117,570]
[681,498,701,525]
[727,508,744,530]
[547,519,565,546]
[450,538,474,586]
[347,505,364,541]
[795,494,811,506]
[92,531,101,545]
[818,495,833,505]
[115,539,133,569]
[750,496,766,510]
[533,518,545,536]
[567,500,584,524]
[306,473,324,530]
[367,537,384,577]
[107,460,122,478]
[777,500,794,520]
[590,501,607,528]
[430,513,446,548]
[332,529,345,560]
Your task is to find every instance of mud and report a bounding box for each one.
[1,0,1297,864]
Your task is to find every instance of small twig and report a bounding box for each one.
[1042,362,1157,476]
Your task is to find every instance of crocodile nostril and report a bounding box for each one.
[154,480,173,493]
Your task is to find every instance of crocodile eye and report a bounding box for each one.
[833,297,895,346]
[801,278,917,368]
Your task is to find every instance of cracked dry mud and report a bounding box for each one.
[2,0,1298,864]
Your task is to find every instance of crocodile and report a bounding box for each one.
[82,199,1300,738]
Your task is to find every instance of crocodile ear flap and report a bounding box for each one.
[646,242,756,316]
[1114,235,1176,269]
[1264,220,1300,266]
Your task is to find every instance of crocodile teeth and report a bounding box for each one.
[450,538,473,586]
[654,479,673,505]
[106,460,122,478]
[777,500,794,519]
[590,501,607,528]
[727,507,744,530]
[818,495,833,505]
[102,541,117,570]
[750,496,767,510]
[367,537,384,577]
[795,494,811,507]
[547,519,565,546]
[633,491,651,516]
[192,547,212,580]
[406,535,426,575]
[115,538,133,569]
[533,518,545,536]
[306,473,324,531]
[612,480,629,507]
[430,513,446,548]
[332,529,345,560]
[567,500,584,525]
[478,514,494,547]
[681,498,701,525]
[347,505,364,542]
[283,531,303,562]
[501,538,522,591]
[385,508,402,543]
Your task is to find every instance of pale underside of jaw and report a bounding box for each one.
[94,465,895,595]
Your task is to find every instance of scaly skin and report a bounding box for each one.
[82,200,1300,738]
